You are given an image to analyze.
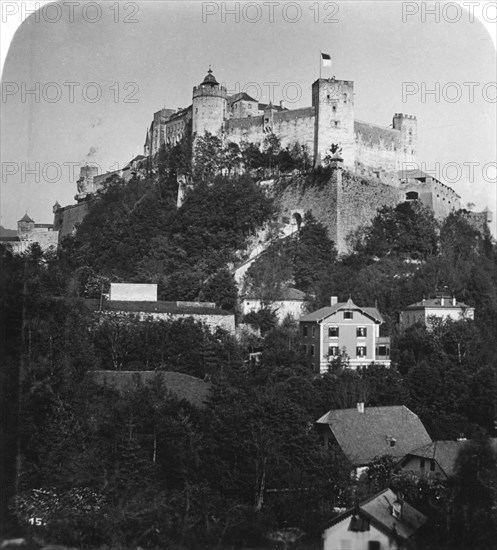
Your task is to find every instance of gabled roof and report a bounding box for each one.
[401,438,497,477]
[317,405,431,466]
[323,488,427,541]
[404,297,473,310]
[87,370,211,408]
[299,298,384,324]
[19,213,34,223]
[228,92,258,104]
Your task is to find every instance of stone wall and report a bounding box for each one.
[53,202,89,240]
[399,178,461,219]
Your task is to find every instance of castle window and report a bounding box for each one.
[406,191,419,201]
[327,94,330,100]
[248,104,252,109]
[343,93,347,102]
[334,121,339,127]
[332,105,337,113]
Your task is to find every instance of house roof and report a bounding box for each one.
[0,236,20,242]
[258,102,287,112]
[19,213,34,223]
[299,298,384,324]
[84,299,233,317]
[404,297,473,310]
[87,370,211,408]
[401,438,497,477]
[324,488,427,541]
[316,405,431,466]
[228,92,258,104]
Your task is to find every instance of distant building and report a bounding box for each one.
[0,213,58,253]
[322,488,428,550]
[399,293,475,329]
[85,283,235,333]
[396,438,497,480]
[316,404,432,469]
[87,370,211,408]
[299,297,391,372]
[241,287,306,323]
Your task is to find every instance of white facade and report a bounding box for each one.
[323,516,392,550]
[109,283,158,302]
[241,298,305,323]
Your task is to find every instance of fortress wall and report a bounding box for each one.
[53,202,88,240]
[28,229,59,251]
[272,108,315,150]
[226,115,265,145]
[399,179,461,218]
[337,172,401,252]
[277,177,339,246]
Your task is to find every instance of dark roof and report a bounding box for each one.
[259,102,287,112]
[323,488,427,541]
[19,213,34,223]
[398,169,434,181]
[0,236,20,242]
[228,92,258,104]
[355,120,400,148]
[402,438,497,477]
[34,224,53,229]
[200,68,219,87]
[317,405,431,466]
[84,299,232,317]
[87,370,211,408]
[404,297,473,310]
[299,298,384,324]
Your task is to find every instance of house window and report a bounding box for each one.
[389,438,396,447]
[420,458,425,469]
[356,346,367,357]
[377,345,390,357]
[248,103,252,109]
[303,326,308,337]
[430,460,436,471]
[357,327,367,337]
[344,311,353,319]
[328,326,339,338]
[329,346,340,357]
[312,327,316,338]
[310,345,315,357]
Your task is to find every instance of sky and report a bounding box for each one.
[1,1,496,233]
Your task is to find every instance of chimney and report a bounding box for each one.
[357,402,365,414]
[392,498,403,519]
[452,296,456,306]
[331,296,338,306]
[441,296,445,306]
[280,99,285,109]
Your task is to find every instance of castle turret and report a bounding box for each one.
[52,201,61,214]
[393,113,418,169]
[192,68,227,138]
[18,212,35,238]
[312,77,355,168]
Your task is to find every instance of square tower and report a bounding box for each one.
[312,78,355,168]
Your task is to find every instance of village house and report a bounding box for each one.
[399,293,475,329]
[322,488,428,550]
[396,438,497,480]
[241,287,306,323]
[85,283,235,334]
[316,404,432,471]
[299,297,391,372]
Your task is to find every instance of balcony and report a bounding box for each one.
[376,337,391,359]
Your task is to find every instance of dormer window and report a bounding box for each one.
[344,311,353,319]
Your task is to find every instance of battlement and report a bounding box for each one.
[393,113,417,120]
[193,84,227,99]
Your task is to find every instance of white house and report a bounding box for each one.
[399,293,474,329]
[241,287,306,323]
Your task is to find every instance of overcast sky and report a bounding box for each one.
[1,1,496,233]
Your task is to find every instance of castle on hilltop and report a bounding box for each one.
[144,68,418,174]
[51,68,491,252]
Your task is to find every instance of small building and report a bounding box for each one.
[399,293,475,329]
[0,213,59,253]
[299,297,391,372]
[396,438,497,480]
[85,283,235,334]
[316,404,432,469]
[322,488,428,550]
[241,287,306,323]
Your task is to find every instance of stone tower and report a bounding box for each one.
[192,69,227,139]
[18,212,35,238]
[393,113,418,170]
[312,78,355,168]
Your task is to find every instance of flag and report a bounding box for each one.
[321,53,332,67]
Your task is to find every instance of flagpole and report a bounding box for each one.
[319,51,321,80]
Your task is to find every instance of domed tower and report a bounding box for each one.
[192,68,227,138]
